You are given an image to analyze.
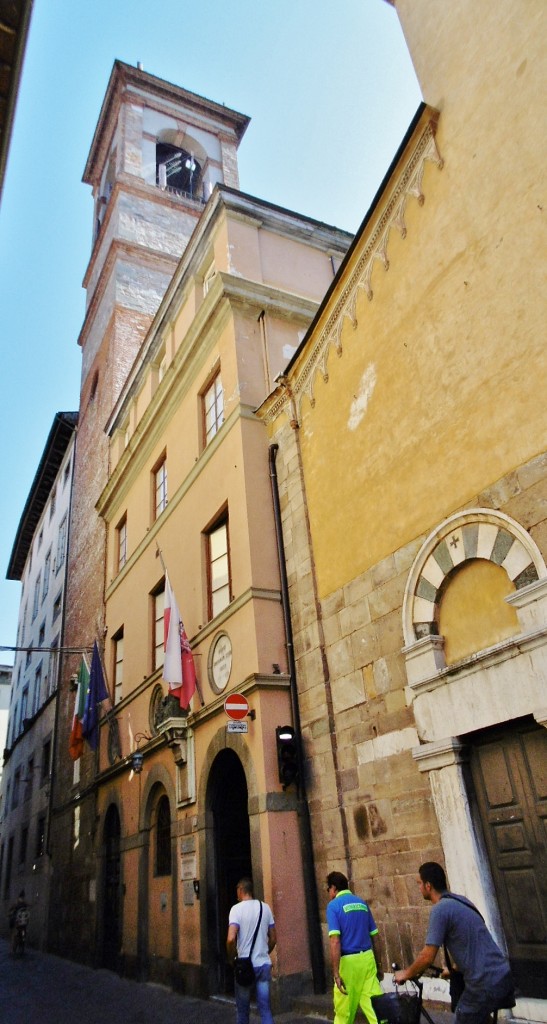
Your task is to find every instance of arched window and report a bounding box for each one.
[155,795,171,876]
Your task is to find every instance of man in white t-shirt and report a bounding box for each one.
[226,877,277,1024]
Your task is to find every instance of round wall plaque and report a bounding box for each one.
[208,632,232,693]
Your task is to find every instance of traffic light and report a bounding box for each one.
[276,725,299,789]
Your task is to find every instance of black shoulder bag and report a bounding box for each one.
[233,901,263,987]
[441,893,483,1011]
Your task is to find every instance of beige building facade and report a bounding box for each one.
[259,1,547,1018]
[48,58,351,1004]
[93,187,350,1002]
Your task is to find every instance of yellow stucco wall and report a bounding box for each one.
[293,4,546,600]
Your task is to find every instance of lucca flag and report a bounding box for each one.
[162,573,197,709]
[69,656,89,761]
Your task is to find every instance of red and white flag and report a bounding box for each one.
[162,573,197,709]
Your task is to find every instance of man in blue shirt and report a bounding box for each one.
[394,862,514,1024]
[326,871,384,1024]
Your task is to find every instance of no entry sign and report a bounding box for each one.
[224,692,249,721]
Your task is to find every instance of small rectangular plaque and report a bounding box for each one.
[227,721,248,733]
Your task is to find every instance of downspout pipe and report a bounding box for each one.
[268,442,326,993]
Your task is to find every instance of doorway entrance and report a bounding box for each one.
[207,748,252,993]
[102,803,122,970]
[470,717,547,997]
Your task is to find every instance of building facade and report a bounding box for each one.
[0,666,13,788]
[259,1,546,1019]
[0,411,77,948]
[48,59,351,1007]
[48,60,252,964]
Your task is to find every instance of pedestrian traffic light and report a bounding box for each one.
[276,725,299,789]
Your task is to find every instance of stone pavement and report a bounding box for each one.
[0,938,456,1024]
[0,938,328,1024]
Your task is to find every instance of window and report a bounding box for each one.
[20,688,29,727]
[43,549,51,600]
[155,795,171,875]
[56,514,67,572]
[33,664,42,715]
[25,758,34,802]
[21,602,27,643]
[153,585,165,672]
[37,528,43,550]
[203,261,216,295]
[35,816,46,859]
[63,459,71,488]
[153,456,167,519]
[19,826,28,866]
[49,486,56,521]
[113,628,124,704]
[203,371,224,446]
[52,593,61,621]
[41,739,51,784]
[158,347,168,383]
[32,573,41,621]
[48,637,59,697]
[38,622,45,647]
[207,517,231,619]
[12,768,21,809]
[116,516,127,572]
[4,837,13,898]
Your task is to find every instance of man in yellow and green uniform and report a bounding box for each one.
[326,871,384,1024]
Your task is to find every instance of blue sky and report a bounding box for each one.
[0,0,421,663]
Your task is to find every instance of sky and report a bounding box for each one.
[0,0,421,664]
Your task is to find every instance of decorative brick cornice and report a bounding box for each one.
[261,109,443,426]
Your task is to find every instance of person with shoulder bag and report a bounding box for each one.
[394,862,515,1024]
[226,877,277,1024]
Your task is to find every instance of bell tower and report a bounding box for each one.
[48,62,249,961]
[80,60,249,393]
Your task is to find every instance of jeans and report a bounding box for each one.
[235,963,274,1024]
[455,974,515,1024]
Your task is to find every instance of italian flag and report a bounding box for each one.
[69,656,89,761]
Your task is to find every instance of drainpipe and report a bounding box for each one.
[268,442,326,993]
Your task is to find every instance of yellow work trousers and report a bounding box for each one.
[333,949,383,1024]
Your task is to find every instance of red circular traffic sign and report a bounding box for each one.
[224,692,249,721]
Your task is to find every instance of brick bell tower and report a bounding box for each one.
[48,62,249,960]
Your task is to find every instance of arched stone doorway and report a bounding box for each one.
[206,748,252,994]
[405,508,547,999]
[102,803,122,970]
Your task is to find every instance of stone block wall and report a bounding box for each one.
[275,413,547,967]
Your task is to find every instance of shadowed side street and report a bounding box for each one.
[0,938,331,1024]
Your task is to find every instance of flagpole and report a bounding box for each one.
[156,543,205,707]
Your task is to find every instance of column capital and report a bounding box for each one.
[412,737,467,772]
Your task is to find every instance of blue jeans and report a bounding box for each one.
[235,963,274,1024]
[455,974,515,1024]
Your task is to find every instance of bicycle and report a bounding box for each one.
[371,964,441,1024]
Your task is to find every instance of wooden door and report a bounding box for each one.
[470,719,547,997]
